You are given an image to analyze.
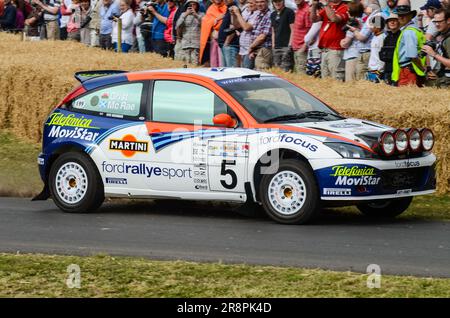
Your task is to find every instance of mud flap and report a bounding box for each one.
[32,185,50,201]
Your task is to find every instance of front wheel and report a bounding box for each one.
[49,152,104,213]
[356,197,413,218]
[259,159,321,224]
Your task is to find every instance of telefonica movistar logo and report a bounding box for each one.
[46,113,99,129]
[330,166,376,177]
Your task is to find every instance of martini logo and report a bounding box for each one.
[109,135,148,157]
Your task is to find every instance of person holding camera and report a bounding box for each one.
[147,0,170,57]
[99,0,119,49]
[340,1,363,82]
[310,0,349,80]
[391,2,427,87]
[346,3,381,82]
[176,0,204,64]
[271,0,295,72]
[421,8,450,88]
[30,0,60,39]
[111,0,135,52]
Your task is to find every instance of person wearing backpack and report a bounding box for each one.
[379,13,400,85]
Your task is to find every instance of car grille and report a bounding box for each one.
[380,168,427,190]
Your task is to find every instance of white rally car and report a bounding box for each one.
[35,68,436,224]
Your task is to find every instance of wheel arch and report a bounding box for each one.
[44,144,94,184]
[251,148,316,202]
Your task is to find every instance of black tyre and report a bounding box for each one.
[49,152,104,213]
[259,159,321,224]
[357,197,413,218]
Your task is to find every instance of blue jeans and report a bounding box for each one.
[113,42,132,53]
[137,36,146,53]
[221,45,238,67]
[242,54,255,69]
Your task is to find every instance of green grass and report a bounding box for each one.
[0,253,449,297]
[0,131,42,196]
[0,130,449,220]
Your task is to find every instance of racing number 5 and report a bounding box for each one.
[220,160,237,190]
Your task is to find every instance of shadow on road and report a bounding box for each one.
[90,198,426,226]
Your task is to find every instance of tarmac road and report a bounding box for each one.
[0,197,449,277]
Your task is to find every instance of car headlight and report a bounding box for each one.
[394,129,408,153]
[325,143,374,159]
[421,128,434,151]
[380,131,395,156]
[407,128,421,152]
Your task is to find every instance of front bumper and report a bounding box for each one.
[311,154,437,201]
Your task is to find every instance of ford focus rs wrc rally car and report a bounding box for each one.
[35,68,436,224]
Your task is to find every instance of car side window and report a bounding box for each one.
[72,83,143,118]
[152,80,233,126]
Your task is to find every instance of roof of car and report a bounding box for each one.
[142,67,275,81]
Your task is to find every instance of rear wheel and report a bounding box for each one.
[357,197,413,218]
[259,159,320,224]
[49,152,104,213]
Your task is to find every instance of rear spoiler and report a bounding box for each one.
[74,70,128,83]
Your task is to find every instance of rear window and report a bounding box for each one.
[72,83,143,118]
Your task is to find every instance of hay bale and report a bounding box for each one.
[0,33,449,193]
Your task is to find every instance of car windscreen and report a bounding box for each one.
[216,77,339,123]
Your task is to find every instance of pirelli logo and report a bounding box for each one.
[109,135,149,157]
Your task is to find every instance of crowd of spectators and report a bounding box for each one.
[1,0,449,87]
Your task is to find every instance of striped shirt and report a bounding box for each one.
[239,7,258,55]
[250,8,272,49]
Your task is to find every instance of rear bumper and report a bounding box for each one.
[37,152,48,182]
[311,154,437,201]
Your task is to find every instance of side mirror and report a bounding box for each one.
[213,113,237,128]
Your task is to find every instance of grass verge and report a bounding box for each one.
[0,253,449,297]
[0,130,448,220]
[0,130,42,197]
